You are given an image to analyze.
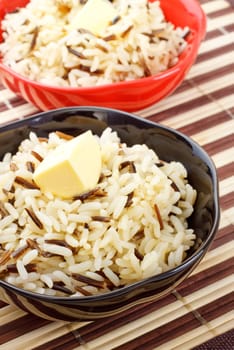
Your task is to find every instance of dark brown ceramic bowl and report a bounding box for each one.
[0,107,220,321]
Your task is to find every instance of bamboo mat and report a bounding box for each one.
[0,0,233,349]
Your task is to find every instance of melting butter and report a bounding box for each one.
[69,0,118,36]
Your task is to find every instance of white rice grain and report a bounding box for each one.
[22,249,38,265]
[103,267,120,287]
[16,260,28,280]
[40,274,53,289]
[68,261,93,274]
[43,244,72,257]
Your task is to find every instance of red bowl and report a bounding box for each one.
[0,0,206,112]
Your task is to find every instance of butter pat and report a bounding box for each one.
[33,131,101,198]
[70,0,118,36]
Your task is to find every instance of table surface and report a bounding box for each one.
[0,0,233,349]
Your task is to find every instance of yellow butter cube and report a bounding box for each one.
[70,0,118,36]
[33,130,101,198]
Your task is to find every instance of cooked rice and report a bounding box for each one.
[0,128,197,297]
[0,0,189,87]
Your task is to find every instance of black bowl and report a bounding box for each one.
[0,107,220,321]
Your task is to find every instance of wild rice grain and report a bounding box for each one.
[25,207,44,229]
[0,250,12,266]
[31,150,43,162]
[0,200,9,217]
[14,176,40,190]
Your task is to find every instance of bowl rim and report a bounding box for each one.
[0,106,220,303]
[0,0,206,93]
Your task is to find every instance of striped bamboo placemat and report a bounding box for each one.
[0,0,233,349]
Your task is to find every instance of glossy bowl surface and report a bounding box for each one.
[0,0,206,112]
[0,107,219,321]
